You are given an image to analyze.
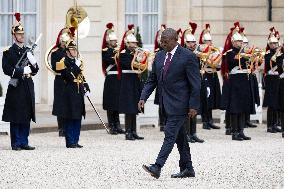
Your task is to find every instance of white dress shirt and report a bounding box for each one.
[163,44,178,65]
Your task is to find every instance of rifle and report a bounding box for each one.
[9,33,42,87]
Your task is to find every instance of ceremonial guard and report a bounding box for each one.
[56,38,90,148]
[102,23,125,135]
[2,13,39,150]
[263,27,282,133]
[240,28,259,128]
[222,25,252,141]
[198,24,221,130]
[154,24,166,132]
[50,28,70,137]
[276,42,284,138]
[180,22,204,143]
[177,28,183,44]
[118,24,144,140]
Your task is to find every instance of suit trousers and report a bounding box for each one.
[155,113,193,170]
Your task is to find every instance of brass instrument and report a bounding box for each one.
[131,48,151,74]
[270,46,282,73]
[45,2,90,75]
[195,44,222,74]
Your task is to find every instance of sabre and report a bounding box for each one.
[86,96,110,134]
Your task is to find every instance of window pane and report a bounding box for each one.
[0,15,13,46]
[142,14,158,44]
[125,15,138,30]
[22,15,37,44]
[0,0,13,12]
[18,0,37,12]
[125,0,138,13]
[143,0,158,12]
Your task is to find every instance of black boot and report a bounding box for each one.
[239,114,251,140]
[187,134,196,143]
[109,123,118,135]
[231,114,243,141]
[272,124,282,132]
[202,122,211,130]
[57,117,65,137]
[208,111,220,129]
[232,133,243,141]
[125,114,135,140]
[191,133,204,143]
[267,108,277,133]
[107,111,118,135]
[225,128,232,135]
[131,114,144,140]
[114,112,125,134]
[281,113,284,138]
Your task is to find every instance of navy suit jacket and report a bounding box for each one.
[140,45,201,116]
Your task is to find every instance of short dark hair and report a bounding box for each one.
[161,28,178,41]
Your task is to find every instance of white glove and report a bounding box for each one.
[85,91,90,97]
[27,52,37,65]
[24,66,32,74]
[207,87,211,98]
[75,59,81,67]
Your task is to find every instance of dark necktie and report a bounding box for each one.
[163,52,172,77]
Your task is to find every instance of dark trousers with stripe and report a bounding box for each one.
[64,119,82,146]
[10,122,30,148]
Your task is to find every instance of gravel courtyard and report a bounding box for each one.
[0,124,283,189]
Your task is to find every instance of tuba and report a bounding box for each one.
[131,48,151,74]
[45,3,90,75]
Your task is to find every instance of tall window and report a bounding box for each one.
[125,0,160,46]
[0,0,38,47]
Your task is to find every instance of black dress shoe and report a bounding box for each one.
[239,132,251,140]
[232,133,243,141]
[21,145,35,150]
[116,127,125,134]
[202,123,211,130]
[187,135,195,143]
[282,133,284,138]
[125,132,135,140]
[59,130,65,137]
[209,123,221,129]
[225,129,232,135]
[76,144,83,148]
[12,147,22,151]
[273,125,282,132]
[133,132,144,140]
[191,134,205,143]
[160,126,164,132]
[246,122,257,128]
[66,144,77,148]
[109,128,118,135]
[142,164,161,179]
[171,168,195,178]
[267,128,278,133]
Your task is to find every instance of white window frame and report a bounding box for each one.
[125,0,163,50]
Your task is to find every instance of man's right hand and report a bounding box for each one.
[138,100,145,112]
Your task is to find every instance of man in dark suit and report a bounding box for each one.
[139,28,201,179]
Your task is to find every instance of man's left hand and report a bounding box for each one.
[188,109,197,118]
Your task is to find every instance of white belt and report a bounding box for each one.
[204,68,217,73]
[267,70,279,75]
[122,70,137,74]
[107,71,118,75]
[230,70,248,74]
[280,73,284,79]
[106,64,115,73]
